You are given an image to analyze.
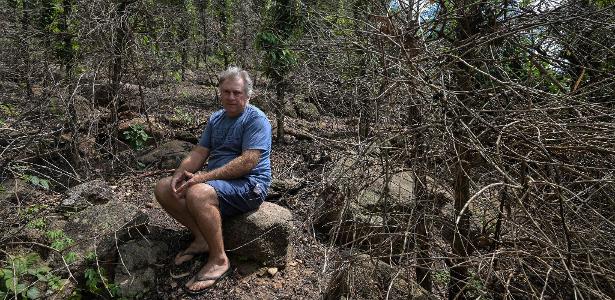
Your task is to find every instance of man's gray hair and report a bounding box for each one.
[218,66,253,97]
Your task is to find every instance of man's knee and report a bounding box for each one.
[185,184,218,211]
[154,177,173,203]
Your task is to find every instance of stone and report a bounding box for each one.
[284,102,298,118]
[115,267,156,299]
[58,200,149,270]
[267,267,278,277]
[137,140,193,169]
[319,154,454,255]
[270,178,301,193]
[61,179,113,212]
[324,254,429,300]
[267,178,303,201]
[294,100,320,121]
[84,82,140,108]
[223,202,293,267]
[318,156,415,251]
[114,239,170,298]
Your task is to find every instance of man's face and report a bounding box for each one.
[219,76,249,118]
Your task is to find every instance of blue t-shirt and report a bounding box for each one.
[198,105,272,190]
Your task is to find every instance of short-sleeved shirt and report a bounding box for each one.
[198,105,272,190]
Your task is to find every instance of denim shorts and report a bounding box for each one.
[206,179,266,218]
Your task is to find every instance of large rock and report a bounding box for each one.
[267,178,303,201]
[223,202,293,267]
[318,155,416,252]
[137,140,193,169]
[294,99,320,121]
[60,179,113,212]
[114,239,170,298]
[59,200,149,269]
[324,254,429,300]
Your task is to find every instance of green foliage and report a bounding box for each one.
[594,0,615,7]
[63,252,77,265]
[22,174,51,190]
[84,267,119,297]
[46,229,74,252]
[0,103,17,116]
[172,70,182,82]
[0,253,68,299]
[36,0,79,65]
[123,124,151,150]
[84,251,96,262]
[467,271,487,298]
[434,269,450,284]
[323,15,354,36]
[25,204,45,216]
[27,218,47,230]
[171,107,194,125]
[256,0,304,80]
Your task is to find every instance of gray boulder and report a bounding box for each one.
[114,239,170,298]
[318,155,415,252]
[223,202,293,267]
[138,140,193,169]
[59,200,149,269]
[61,179,113,212]
[267,178,303,201]
[319,153,456,256]
[294,99,320,121]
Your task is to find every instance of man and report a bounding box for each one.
[154,66,272,294]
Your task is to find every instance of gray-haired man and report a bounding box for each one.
[154,66,272,294]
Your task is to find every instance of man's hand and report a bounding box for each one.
[170,172,187,194]
[176,171,208,194]
[169,146,210,198]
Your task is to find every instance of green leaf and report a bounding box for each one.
[173,71,182,82]
[30,176,40,186]
[64,252,77,264]
[5,277,17,291]
[39,179,50,190]
[27,287,41,299]
[15,282,27,294]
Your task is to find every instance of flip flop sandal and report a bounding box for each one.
[169,250,206,279]
[174,249,207,266]
[184,265,232,295]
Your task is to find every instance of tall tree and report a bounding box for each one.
[256,0,303,143]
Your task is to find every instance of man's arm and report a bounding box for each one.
[171,146,210,193]
[176,149,261,193]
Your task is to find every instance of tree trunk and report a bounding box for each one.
[110,0,129,155]
[275,79,286,143]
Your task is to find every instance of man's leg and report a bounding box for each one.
[183,183,230,291]
[154,177,209,264]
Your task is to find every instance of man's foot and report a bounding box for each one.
[174,241,209,266]
[184,260,231,294]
